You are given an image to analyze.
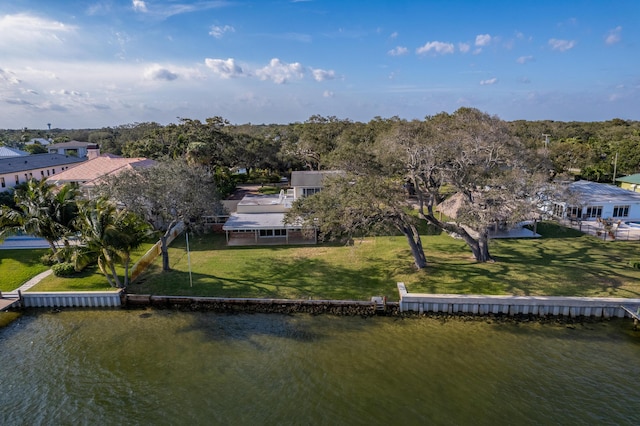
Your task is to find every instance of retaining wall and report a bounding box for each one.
[22,291,123,308]
[397,283,640,318]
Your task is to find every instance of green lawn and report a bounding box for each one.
[6,223,640,300]
[0,249,49,291]
[128,222,640,301]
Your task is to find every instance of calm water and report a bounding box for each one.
[1,309,639,425]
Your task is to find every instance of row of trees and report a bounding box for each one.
[286,108,551,268]
[4,115,639,181]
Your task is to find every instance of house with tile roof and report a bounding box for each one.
[616,173,640,193]
[0,153,87,192]
[50,151,156,190]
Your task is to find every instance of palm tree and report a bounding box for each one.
[75,198,151,288]
[0,179,78,262]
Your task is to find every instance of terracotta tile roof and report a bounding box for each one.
[51,155,156,186]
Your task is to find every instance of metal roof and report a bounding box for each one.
[0,153,86,174]
[616,173,640,185]
[290,170,343,187]
[569,180,640,204]
[223,213,303,230]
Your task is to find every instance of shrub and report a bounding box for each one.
[52,262,76,277]
[40,253,56,266]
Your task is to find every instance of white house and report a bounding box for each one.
[0,153,86,192]
[551,180,640,223]
[222,171,342,245]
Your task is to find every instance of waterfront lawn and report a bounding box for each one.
[0,249,48,291]
[129,223,640,301]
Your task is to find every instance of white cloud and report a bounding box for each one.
[144,64,179,81]
[204,58,244,79]
[416,41,455,55]
[209,25,235,39]
[605,26,622,45]
[311,69,336,82]
[0,14,77,57]
[475,34,492,46]
[256,58,304,84]
[549,38,576,52]
[480,78,497,85]
[516,55,534,64]
[132,0,148,13]
[458,43,470,53]
[388,46,408,56]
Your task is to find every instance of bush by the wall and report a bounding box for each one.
[52,262,76,277]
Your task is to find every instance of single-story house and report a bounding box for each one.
[616,173,640,193]
[0,153,87,192]
[222,170,342,245]
[551,180,640,223]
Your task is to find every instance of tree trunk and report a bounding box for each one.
[48,240,62,263]
[419,208,494,263]
[161,235,170,272]
[400,223,427,269]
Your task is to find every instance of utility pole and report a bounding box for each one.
[542,134,550,150]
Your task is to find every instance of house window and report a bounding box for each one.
[567,206,582,219]
[303,188,322,197]
[584,206,603,219]
[259,229,287,237]
[613,205,630,218]
[1,177,5,188]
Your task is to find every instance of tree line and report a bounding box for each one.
[1,108,639,281]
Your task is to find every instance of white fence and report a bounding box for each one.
[22,291,123,308]
[397,283,640,318]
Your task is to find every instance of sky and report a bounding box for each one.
[0,0,639,129]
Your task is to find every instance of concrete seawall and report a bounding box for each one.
[22,291,123,308]
[397,283,640,318]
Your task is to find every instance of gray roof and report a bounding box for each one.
[0,153,86,174]
[569,180,640,204]
[223,213,302,230]
[0,147,29,157]
[290,170,343,187]
[47,140,94,149]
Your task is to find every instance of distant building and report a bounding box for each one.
[26,138,52,146]
[616,173,640,193]
[47,141,96,158]
[0,154,86,192]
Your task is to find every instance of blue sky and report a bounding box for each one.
[0,0,638,129]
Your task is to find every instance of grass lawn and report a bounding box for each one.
[129,222,640,301]
[0,249,49,291]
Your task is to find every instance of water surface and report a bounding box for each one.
[1,310,638,425]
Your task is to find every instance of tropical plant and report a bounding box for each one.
[75,198,151,288]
